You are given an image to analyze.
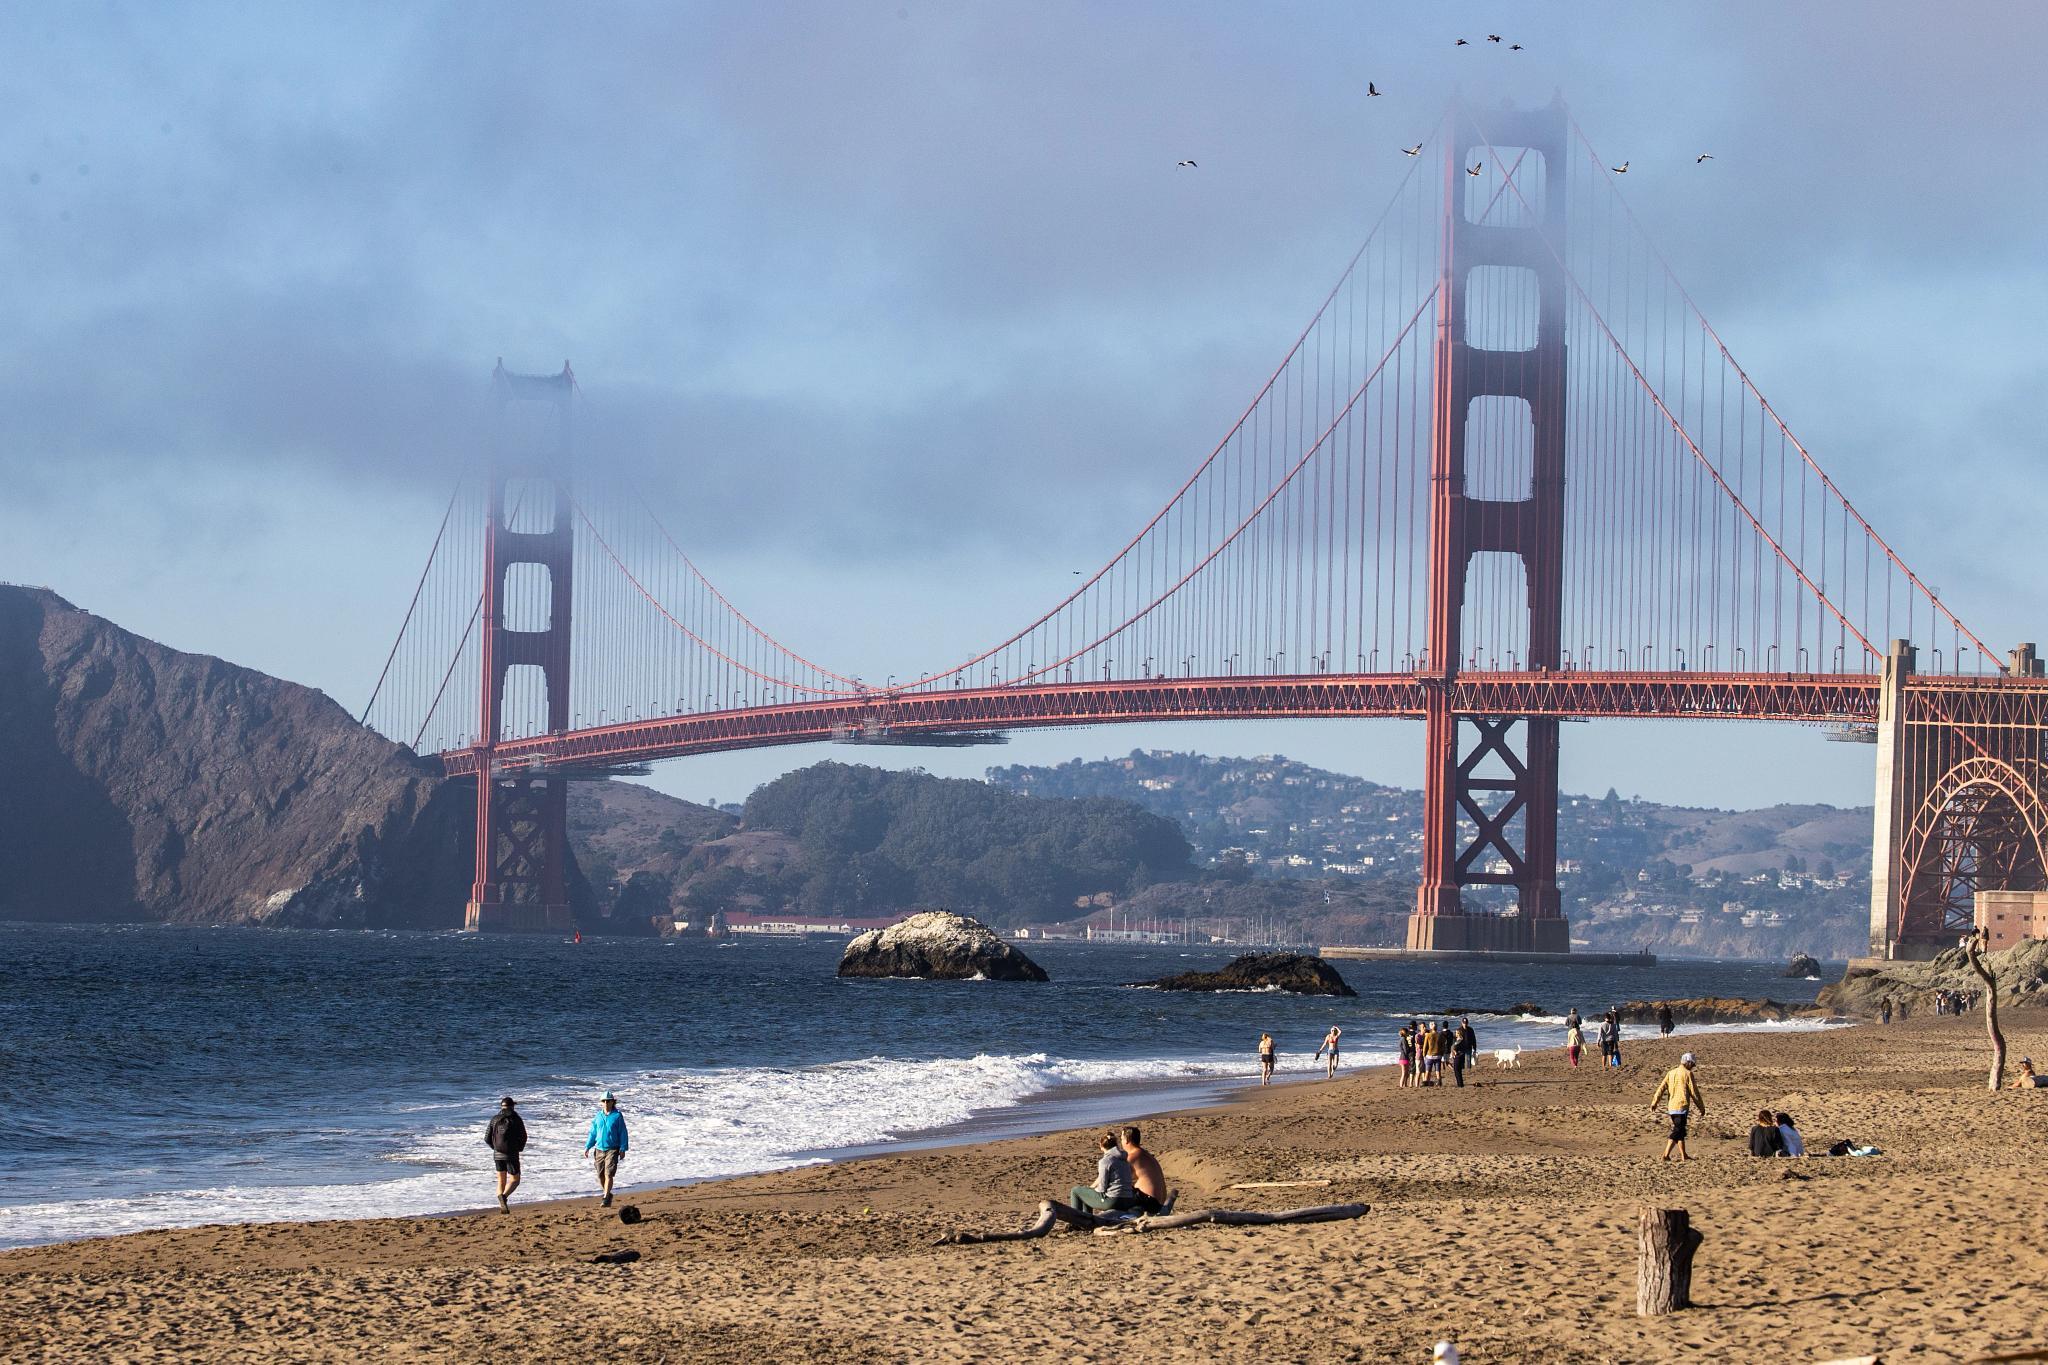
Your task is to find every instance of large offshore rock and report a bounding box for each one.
[1136,952,1356,997]
[1611,997,1832,1025]
[1817,940,2048,1018]
[837,910,1050,982]
[1781,953,1823,978]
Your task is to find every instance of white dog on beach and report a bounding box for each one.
[1493,1046,1522,1069]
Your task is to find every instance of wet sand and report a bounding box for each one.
[4,1015,2045,1362]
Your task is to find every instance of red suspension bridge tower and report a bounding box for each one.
[464,361,577,933]
[359,97,2048,959]
[1410,99,1570,953]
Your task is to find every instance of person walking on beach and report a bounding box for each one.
[1650,1052,1705,1161]
[1452,1016,1476,1088]
[1397,1023,1415,1088]
[1564,1006,1581,1033]
[1657,1003,1675,1037]
[1431,1020,1452,1085]
[1599,1011,1623,1069]
[485,1096,527,1214]
[1566,1019,1584,1069]
[1258,1032,1277,1086]
[1070,1131,1138,1214]
[1315,1025,1343,1079]
[585,1090,629,1208]
[1881,998,1893,1025]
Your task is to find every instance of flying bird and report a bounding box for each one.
[1455,37,1469,45]
[1367,82,1382,96]
[1176,159,1197,168]
[1696,153,1714,163]
[1509,43,1524,51]
[1612,161,1629,173]
[1487,34,1502,42]
[1467,162,1483,176]
[1402,143,1423,156]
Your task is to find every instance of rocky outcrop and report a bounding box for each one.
[1782,954,1823,978]
[0,585,481,927]
[1818,940,2048,1019]
[1611,997,1834,1025]
[1136,952,1356,997]
[837,910,1049,982]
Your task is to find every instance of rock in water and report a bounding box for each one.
[837,911,1049,982]
[1781,953,1822,978]
[1135,952,1356,997]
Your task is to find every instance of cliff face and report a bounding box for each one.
[0,586,472,927]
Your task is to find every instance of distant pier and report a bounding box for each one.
[1321,947,1658,968]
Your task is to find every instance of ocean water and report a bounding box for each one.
[0,924,1834,1249]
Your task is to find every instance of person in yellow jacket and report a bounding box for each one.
[1650,1053,1705,1161]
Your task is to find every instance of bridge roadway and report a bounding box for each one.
[437,669,1891,777]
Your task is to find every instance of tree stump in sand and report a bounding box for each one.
[1636,1207,1702,1315]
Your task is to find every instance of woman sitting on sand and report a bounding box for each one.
[1749,1108,1786,1158]
[1775,1112,1805,1156]
[2009,1057,2044,1089]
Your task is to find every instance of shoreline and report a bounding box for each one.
[0,1006,1843,1255]
[0,1006,1830,1254]
[4,1014,2039,1361]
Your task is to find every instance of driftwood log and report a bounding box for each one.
[1964,929,2007,1091]
[936,1200,1367,1246]
[1636,1206,1703,1315]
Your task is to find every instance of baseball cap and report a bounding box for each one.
[600,1089,616,1101]
[1680,1052,1696,1065]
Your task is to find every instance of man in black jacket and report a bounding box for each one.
[486,1096,528,1213]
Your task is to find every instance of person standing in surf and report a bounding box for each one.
[1258,1032,1277,1085]
[1657,1002,1675,1037]
[485,1096,527,1214]
[1314,1025,1343,1079]
[584,1090,629,1208]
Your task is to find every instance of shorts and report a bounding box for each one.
[1667,1111,1689,1141]
[493,1153,521,1175]
[592,1149,621,1180]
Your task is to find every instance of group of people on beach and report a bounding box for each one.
[1255,1025,1349,1083]
[482,1090,632,1213]
[1563,1005,1639,1069]
[1066,1125,1168,1216]
[1932,989,1980,1016]
[1396,1017,1479,1087]
[1748,1108,1806,1156]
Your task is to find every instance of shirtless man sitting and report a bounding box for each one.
[1119,1125,1167,1215]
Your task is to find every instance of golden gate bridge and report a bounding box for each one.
[359,99,2048,962]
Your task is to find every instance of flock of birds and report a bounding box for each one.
[1175,35,1714,176]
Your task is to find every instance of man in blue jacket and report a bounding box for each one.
[585,1090,629,1208]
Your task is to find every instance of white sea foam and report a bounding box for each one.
[0,1049,1336,1250]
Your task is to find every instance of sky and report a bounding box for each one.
[4,1,2044,813]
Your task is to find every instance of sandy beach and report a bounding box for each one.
[5,1015,2045,1363]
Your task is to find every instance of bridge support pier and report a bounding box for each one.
[1874,641,2048,960]
[1406,97,1572,955]
[464,361,577,935]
